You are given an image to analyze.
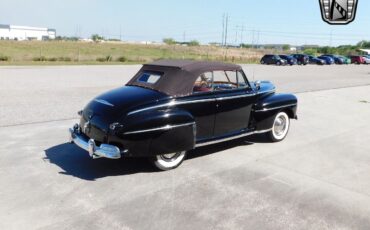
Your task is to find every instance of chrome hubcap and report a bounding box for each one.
[274,116,287,136]
[162,152,179,160]
[160,152,181,162]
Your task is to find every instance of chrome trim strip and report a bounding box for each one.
[216,93,256,101]
[254,103,297,112]
[257,89,275,95]
[124,122,195,135]
[195,128,272,147]
[94,99,114,107]
[128,89,276,116]
[127,99,215,115]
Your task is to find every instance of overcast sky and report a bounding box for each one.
[0,0,369,46]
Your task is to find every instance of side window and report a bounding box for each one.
[225,71,238,85]
[193,70,249,93]
[225,71,248,89]
[237,71,248,88]
[213,71,237,91]
[193,72,213,94]
[213,71,228,83]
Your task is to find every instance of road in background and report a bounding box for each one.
[0,65,370,229]
[1,64,370,126]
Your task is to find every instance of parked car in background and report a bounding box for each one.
[362,56,370,64]
[279,55,297,65]
[69,60,298,170]
[308,55,325,65]
[321,55,345,64]
[350,55,365,64]
[339,56,351,64]
[318,55,335,65]
[260,55,287,65]
[291,54,309,65]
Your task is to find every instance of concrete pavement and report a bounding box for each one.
[0,65,370,229]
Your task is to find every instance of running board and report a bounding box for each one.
[195,128,272,147]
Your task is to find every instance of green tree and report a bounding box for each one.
[303,48,317,56]
[188,40,200,46]
[163,38,177,45]
[357,40,370,48]
[91,34,104,42]
[240,43,252,48]
[282,44,290,51]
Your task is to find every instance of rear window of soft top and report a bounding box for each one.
[137,71,162,84]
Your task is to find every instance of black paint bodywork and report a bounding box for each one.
[77,63,298,157]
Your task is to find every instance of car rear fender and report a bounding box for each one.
[113,108,196,157]
[251,93,298,130]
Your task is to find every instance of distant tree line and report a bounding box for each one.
[52,35,370,56]
[302,40,370,56]
[162,38,200,46]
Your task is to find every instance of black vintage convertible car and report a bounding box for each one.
[70,60,298,170]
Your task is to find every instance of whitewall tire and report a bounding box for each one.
[152,151,187,171]
[268,112,290,142]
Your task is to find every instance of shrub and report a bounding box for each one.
[58,57,72,62]
[96,55,112,62]
[33,56,47,61]
[96,57,106,62]
[116,56,127,62]
[0,56,10,61]
[106,55,112,62]
[47,57,57,62]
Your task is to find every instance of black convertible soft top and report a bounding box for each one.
[126,60,242,97]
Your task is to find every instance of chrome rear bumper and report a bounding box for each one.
[69,127,121,159]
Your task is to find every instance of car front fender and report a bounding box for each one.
[252,93,298,130]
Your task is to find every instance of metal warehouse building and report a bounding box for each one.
[0,24,56,41]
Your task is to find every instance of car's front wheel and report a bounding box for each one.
[151,151,187,171]
[268,111,290,142]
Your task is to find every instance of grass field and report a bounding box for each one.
[0,40,265,65]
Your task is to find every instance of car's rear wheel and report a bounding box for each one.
[151,151,187,171]
[276,61,281,66]
[260,60,265,64]
[267,112,290,142]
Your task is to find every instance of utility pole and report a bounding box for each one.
[329,30,333,47]
[235,25,238,45]
[224,14,229,60]
[222,13,225,46]
[119,25,122,41]
[224,14,229,47]
[252,29,255,48]
[240,24,245,47]
[183,31,186,43]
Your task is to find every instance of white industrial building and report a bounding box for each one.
[0,24,56,41]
